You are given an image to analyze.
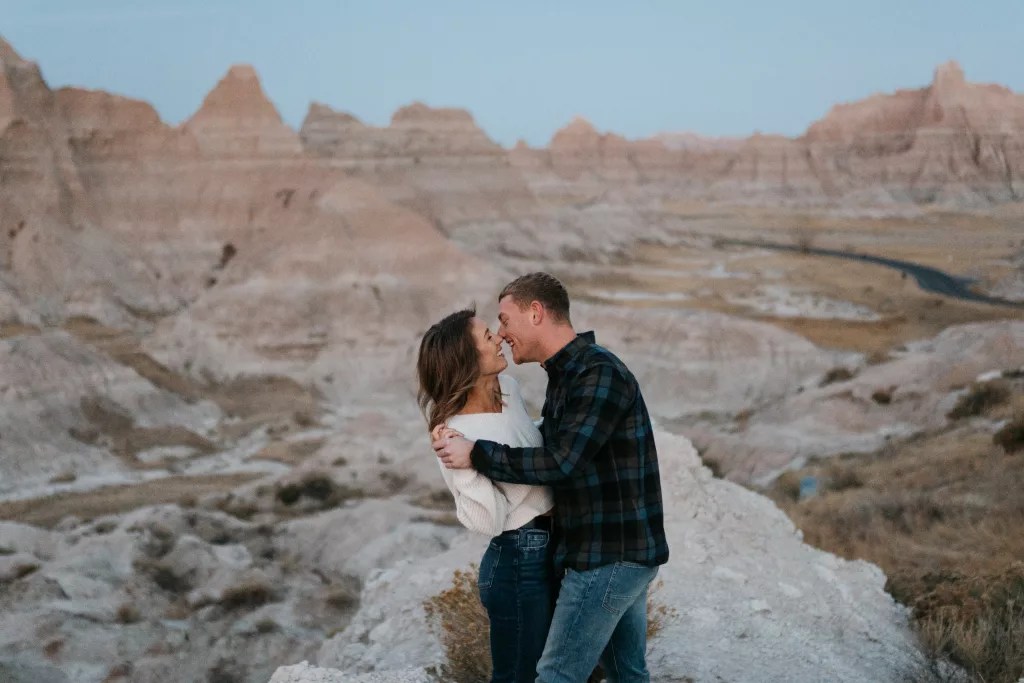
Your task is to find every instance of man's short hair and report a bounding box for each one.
[498,272,571,324]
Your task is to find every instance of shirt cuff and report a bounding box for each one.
[470,440,493,473]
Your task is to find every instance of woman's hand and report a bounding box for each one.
[430,424,464,442]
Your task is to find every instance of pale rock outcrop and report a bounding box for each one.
[274,500,461,583]
[299,431,927,682]
[0,503,413,683]
[0,329,220,496]
[142,174,499,386]
[270,662,435,683]
[695,320,1024,483]
[0,521,59,559]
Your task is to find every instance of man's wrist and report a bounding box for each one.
[470,440,490,473]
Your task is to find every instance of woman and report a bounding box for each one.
[417,308,555,683]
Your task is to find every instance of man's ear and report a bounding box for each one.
[530,300,544,326]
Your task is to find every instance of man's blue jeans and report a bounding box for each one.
[536,561,659,683]
[478,527,557,683]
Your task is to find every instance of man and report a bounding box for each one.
[434,272,669,683]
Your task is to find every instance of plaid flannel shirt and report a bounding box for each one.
[471,331,669,571]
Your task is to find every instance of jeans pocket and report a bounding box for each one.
[521,529,549,551]
[478,542,502,592]
[601,562,655,615]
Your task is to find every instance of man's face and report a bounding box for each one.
[497,296,536,364]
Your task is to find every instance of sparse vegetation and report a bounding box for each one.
[824,464,863,492]
[699,454,725,479]
[947,381,1011,420]
[219,576,275,610]
[255,618,279,634]
[115,603,142,624]
[423,566,491,683]
[897,565,1024,683]
[152,565,191,594]
[274,471,363,509]
[820,366,856,387]
[207,659,244,683]
[774,470,803,501]
[411,488,457,511]
[48,470,77,484]
[43,639,63,659]
[325,576,360,611]
[769,418,1024,683]
[101,662,132,682]
[994,414,1024,454]
[871,388,893,405]
[646,578,676,639]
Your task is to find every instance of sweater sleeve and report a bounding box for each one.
[436,460,510,536]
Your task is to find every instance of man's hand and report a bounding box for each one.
[433,432,474,469]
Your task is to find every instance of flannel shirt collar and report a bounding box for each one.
[543,331,595,376]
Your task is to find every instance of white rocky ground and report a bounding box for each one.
[693,320,1024,483]
[0,329,222,497]
[271,431,933,683]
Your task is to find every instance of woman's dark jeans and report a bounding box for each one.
[478,525,556,683]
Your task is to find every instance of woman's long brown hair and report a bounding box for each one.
[417,308,479,431]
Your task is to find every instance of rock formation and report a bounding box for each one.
[512,62,1024,208]
[300,100,536,223]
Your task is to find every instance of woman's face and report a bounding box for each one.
[470,316,507,377]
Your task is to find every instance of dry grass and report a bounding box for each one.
[948,382,1011,420]
[820,366,856,387]
[250,438,325,466]
[769,418,1024,683]
[0,472,262,528]
[423,566,492,683]
[994,413,1024,454]
[274,471,363,510]
[903,565,1024,683]
[219,576,275,610]
[115,602,141,624]
[0,322,41,339]
[74,395,218,468]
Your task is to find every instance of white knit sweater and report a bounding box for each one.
[439,375,554,536]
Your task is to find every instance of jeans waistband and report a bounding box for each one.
[504,515,552,534]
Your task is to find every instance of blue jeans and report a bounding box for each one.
[478,527,557,683]
[536,561,659,683]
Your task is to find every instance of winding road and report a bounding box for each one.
[718,239,1024,310]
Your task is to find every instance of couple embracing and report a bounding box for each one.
[417,272,669,683]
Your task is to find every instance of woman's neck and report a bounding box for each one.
[460,374,503,415]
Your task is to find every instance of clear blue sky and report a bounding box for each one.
[4,1,1022,146]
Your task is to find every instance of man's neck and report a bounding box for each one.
[538,326,578,365]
